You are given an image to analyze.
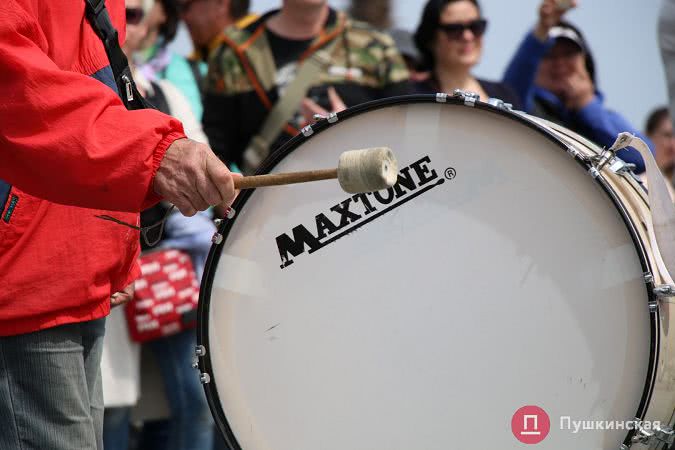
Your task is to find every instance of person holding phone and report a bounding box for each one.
[503,0,652,173]
[201,0,411,174]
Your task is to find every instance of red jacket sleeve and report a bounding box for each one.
[0,2,186,213]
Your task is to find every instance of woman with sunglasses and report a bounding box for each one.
[413,0,521,109]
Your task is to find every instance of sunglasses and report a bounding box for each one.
[125,7,144,25]
[438,19,488,40]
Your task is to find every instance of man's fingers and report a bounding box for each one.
[122,282,135,297]
[200,174,224,207]
[213,172,242,218]
[195,143,225,206]
[328,87,346,112]
[110,293,123,307]
[193,193,211,212]
[302,97,327,114]
[174,195,198,217]
[155,139,237,214]
[190,178,211,211]
[111,282,136,308]
[302,97,328,120]
[205,152,236,206]
[111,292,132,307]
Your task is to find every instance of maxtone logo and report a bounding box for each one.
[274,156,455,269]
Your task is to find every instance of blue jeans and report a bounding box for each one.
[146,329,214,450]
[0,318,106,450]
[103,406,131,450]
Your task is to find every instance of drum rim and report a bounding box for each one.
[196,94,659,450]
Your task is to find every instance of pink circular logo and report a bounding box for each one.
[511,405,550,444]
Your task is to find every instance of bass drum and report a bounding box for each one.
[197,95,675,449]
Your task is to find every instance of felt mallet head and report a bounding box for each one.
[337,147,398,193]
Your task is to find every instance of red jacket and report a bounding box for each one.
[0,0,187,336]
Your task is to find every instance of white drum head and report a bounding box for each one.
[200,100,652,449]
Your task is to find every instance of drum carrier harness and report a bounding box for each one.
[84,0,153,111]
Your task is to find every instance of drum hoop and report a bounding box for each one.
[196,94,659,450]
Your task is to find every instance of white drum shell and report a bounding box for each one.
[201,101,665,449]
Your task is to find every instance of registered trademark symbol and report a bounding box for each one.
[445,167,456,180]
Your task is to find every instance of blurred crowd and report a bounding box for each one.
[102,0,674,449]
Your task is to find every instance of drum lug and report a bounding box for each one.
[654,426,675,447]
[652,285,675,310]
[595,134,635,173]
[628,421,675,448]
[211,206,237,232]
[644,272,655,284]
[195,347,209,383]
[591,148,617,172]
[487,97,513,111]
[564,145,581,160]
[301,125,314,137]
[653,284,675,298]
[212,232,223,245]
[453,89,479,107]
[312,112,339,124]
[435,92,448,103]
[213,207,236,231]
[608,158,637,175]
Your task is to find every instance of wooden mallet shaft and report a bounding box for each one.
[231,147,398,194]
[234,168,338,190]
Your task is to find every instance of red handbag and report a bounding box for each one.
[126,249,200,343]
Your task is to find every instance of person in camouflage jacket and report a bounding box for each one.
[202,2,410,172]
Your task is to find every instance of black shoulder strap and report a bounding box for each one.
[84,0,154,111]
[146,81,171,115]
[188,59,205,95]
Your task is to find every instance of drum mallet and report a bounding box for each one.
[233,147,398,194]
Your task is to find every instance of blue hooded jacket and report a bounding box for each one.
[504,30,653,174]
